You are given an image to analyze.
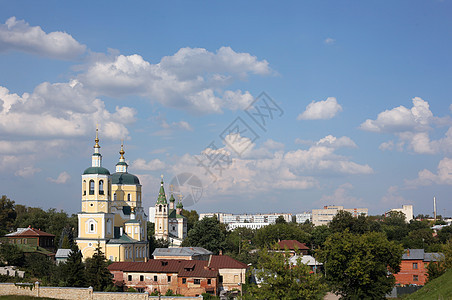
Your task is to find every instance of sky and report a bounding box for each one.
[0,1,451,217]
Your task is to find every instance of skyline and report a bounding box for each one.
[0,1,451,216]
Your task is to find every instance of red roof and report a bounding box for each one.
[5,227,55,237]
[208,255,248,269]
[278,240,309,251]
[108,259,218,278]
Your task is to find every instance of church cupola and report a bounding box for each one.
[115,142,128,173]
[169,193,175,210]
[157,176,168,205]
[92,127,102,168]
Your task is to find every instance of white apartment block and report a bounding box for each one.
[227,222,270,230]
[199,213,292,227]
[385,205,413,222]
[296,212,312,224]
[312,205,368,226]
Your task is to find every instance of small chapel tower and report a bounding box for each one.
[154,176,169,240]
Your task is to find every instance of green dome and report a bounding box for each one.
[111,172,140,185]
[176,202,183,209]
[83,167,110,175]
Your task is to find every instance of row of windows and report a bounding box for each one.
[126,275,212,285]
[83,179,109,196]
[125,247,146,259]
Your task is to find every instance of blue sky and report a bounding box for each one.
[0,1,451,217]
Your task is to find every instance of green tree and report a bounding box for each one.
[318,230,403,300]
[254,222,310,248]
[0,195,16,236]
[310,225,331,249]
[0,243,24,267]
[247,247,327,299]
[382,211,409,242]
[84,244,112,291]
[182,216,226,254]
[24,253,57,284]
[181,209,199,232]
[62,244,86,287]
[437,225,452,244]
[275,215,287,224]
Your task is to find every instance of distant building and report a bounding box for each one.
[394,249,444,286]
[227,222,269,230]
[289,255,323,273]
[55,249,73,265]
[311,205,368,226]
[277,240,309,255]
[295,212,312,224]
[200,213,292,226]
[152,247,212,261]
[386,205,414,222]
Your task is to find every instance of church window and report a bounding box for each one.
[87,219,97,234]
[135,227,138,234]
[83,180,86,195]
[159,205,162,212]
[90,224,94,231]
[89,180,95,195]
[127,193,131,201]
[172,226,176,231]
[99,180,104,195]
[113,193,117,200]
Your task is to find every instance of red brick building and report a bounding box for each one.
[393,249,444,286]
[108,255,248,296]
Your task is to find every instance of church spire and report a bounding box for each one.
[115,141,128,173]
[91,126,102,167]
[157,175,167,204]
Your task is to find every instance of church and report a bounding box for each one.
[75,130,187,262]
[75,130,148,262]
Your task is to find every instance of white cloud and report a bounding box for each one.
[47,172,71,184]
[324,37,335,45]
[131,158,166,171]
[361,97,452,154]
[405,157,452,187]
[298,97,342,120]
[381,185,408,205]
[78,47,271,114]
[316,135,357,148]
[0,17,86,59]
[15,166,41,178]
[319,183,365,206]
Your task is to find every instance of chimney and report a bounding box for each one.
[219,250,223,256]
[407,249,410,257]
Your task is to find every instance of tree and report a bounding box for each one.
[181,209,199,232]
[247,246,327,299]
[62,244,86,287]
[84,244,112,291]
[0,243,24,267]
[275,215,287,224]
[254,223,310,248]
[0,195,16,236]
[182,216,226,254]
[318,230,403,299]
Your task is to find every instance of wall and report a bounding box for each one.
[0,282,201,300]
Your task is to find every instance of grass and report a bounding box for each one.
[402,269,452,300]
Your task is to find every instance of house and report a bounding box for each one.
[4,226,55,252]
[108,255,248,296]
[289,255,323,273]
[277,240,309,255]
[152,247,212,261]
[393,249,444,286]
[55,249,73,265]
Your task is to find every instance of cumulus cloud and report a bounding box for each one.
[298,97,342,120]
[165,135,372,200]
[78,47,271,114]
[0,17,86,59]
[319,183,365,206]
[47,171,71,184]
[361,97,452,154]
[405,157,452,187]
[15,166,41,178]
[296,135,357,149]
[131,158,166,171]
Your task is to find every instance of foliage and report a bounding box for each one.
[24,254,57,285]
[0,195,16,236]
[246,246,327,300]
[61,244,86,287]
[275,215,287,224]
[437,225,452,244]
[0,244,25,267]
[318,230,403,300]
[84,244,112,291]
[126,287,137,292]
[182,217,226,254]
[181,209,199,232]
[310,225,331,249]
[253,222,310,248]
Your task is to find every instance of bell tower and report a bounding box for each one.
[154,175,169,241]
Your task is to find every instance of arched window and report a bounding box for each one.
[127,193,131,201]
[113,193,117,200]
[99,180,104,195]
[159,205,162,212]
[83,180,86,195]
[89,180,95,195]
[90,224,94,231]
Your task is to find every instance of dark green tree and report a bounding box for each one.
[318,230,403,299]
[182,216,226,254]
[84,244,112,291]
[63,244,87,287]
[0,195,16,236]
[0,243,24,267]
[382,211,409,242]
[247,246,327,299]
[181,209,199,232]
[24,253,57,284]
[254,223,310,248]
[275,215,287,224]
[437,225,452,244]
[310,225,331,249]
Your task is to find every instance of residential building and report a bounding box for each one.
[386,205,414,222]
[311,205,368,226]
[393,249,444,286]
[227,223,269,230]
[200,212,293,229]
[152,247,212,261]
[108,255,248,296]
[277,240,309,255]
[4,226,55,252]
[75,131,148,262]
[295,212,312,224]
